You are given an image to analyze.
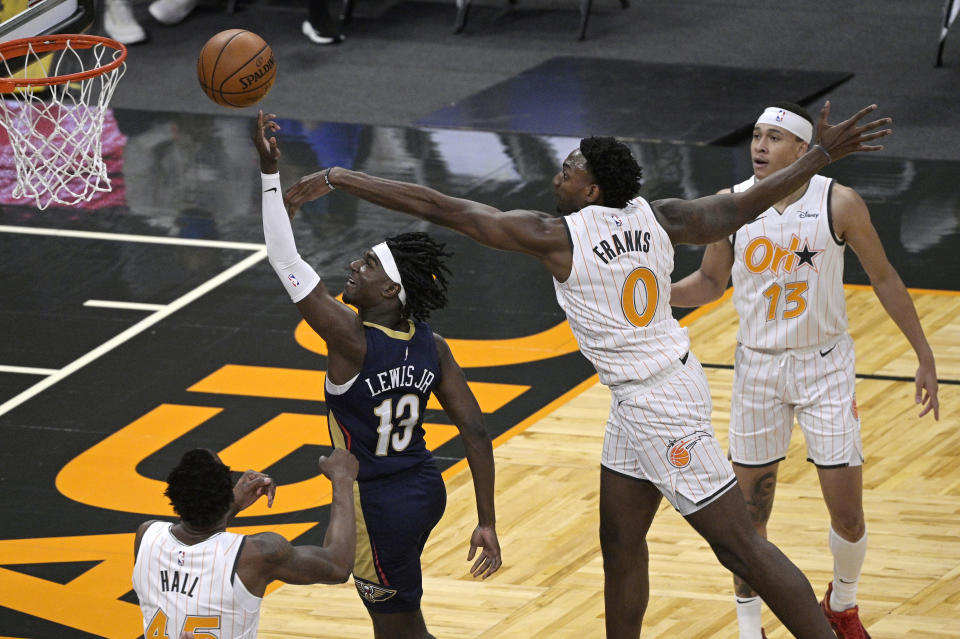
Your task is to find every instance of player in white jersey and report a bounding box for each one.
[283,101,891,639]
[133,448,358,639]
[672,102,939,639]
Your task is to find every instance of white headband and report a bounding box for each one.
[755,107,813,144]
[372,242,407,307]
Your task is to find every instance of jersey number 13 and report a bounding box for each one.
[373,394,421,455]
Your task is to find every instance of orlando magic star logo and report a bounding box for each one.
[793,240,822,270]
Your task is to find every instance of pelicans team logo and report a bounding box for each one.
[355,577,397,602]
[744,233,822,275]
[666,430,711,469]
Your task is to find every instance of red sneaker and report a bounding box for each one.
[820,582,871,638]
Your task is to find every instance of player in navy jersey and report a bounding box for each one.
[253,112,501,639]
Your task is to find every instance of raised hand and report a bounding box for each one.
[252,110,281,174]
[815,101,892,162]
[233,470,276,510]
[318,448,359,483]
[284,168,335,215]
[467,524,502,579]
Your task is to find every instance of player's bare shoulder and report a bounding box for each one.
[244,531,292,565]
[432,332,450,356]
[828,181,872,238]
[134,519,164,557]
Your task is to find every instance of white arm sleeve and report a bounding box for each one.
[262,172,321,303]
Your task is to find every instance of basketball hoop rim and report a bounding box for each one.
[0,34,127,89]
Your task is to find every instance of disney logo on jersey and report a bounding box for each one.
[744,234,823,276]
[355,577,397,602]
[666,430,712,469]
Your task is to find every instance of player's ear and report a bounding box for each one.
[383,281,402,301]
[585,183,601,205]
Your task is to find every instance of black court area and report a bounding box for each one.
[1,105,959,639]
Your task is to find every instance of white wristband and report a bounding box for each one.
[261,172,320,302]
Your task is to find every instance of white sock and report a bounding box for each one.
[735,596,763,638]
[829,526,867,611]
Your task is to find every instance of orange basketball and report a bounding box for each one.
[197,29,277,108]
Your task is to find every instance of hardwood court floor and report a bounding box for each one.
[259,287,960,639]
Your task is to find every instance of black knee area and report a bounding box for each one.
[710,535,764,579]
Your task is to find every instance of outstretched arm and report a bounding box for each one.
[671,238,735,307]
[654,102,892,246]
[832,184,939,419]
[284,167,572,280]
[239,449,359,596]
[253,112,366,379]
[431,334,502,579]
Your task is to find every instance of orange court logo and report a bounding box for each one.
[744,234,823,276]
[666,430,711,469]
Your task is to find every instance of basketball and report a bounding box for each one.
[197,29,277,108]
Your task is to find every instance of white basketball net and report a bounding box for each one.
[0,38,126,210]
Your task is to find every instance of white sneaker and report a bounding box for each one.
[301,20,344,45]
[148,0,198,25]
[104,0,147,44]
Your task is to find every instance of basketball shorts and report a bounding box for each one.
[352,459,446,613]
[602,352,736,516]
[729,333,863,468]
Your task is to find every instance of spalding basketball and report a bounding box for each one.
[197,29,277,108]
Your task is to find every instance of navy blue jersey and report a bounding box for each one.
[325,320,441,481]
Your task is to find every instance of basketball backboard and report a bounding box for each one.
[0,0,95,43]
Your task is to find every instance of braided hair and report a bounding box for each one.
[579,137,643,209]
[164,449,234,528]
[385,232,452,321]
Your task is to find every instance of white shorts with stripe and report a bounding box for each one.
[602,352,736,516]
[729,332,863,468]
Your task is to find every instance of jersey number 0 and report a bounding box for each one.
[621,267,659,327]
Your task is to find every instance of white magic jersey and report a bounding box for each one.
[731,174,847,350]
[555,199,690,387]
[133,522,262,639]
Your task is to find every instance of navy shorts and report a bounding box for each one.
[352,459,446,613]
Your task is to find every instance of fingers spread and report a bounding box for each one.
[843,103,878,127]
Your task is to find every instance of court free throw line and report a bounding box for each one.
[0,365,59,376]
[0,225,265,250]
[0,249,268,419]
[83,300,167,311]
